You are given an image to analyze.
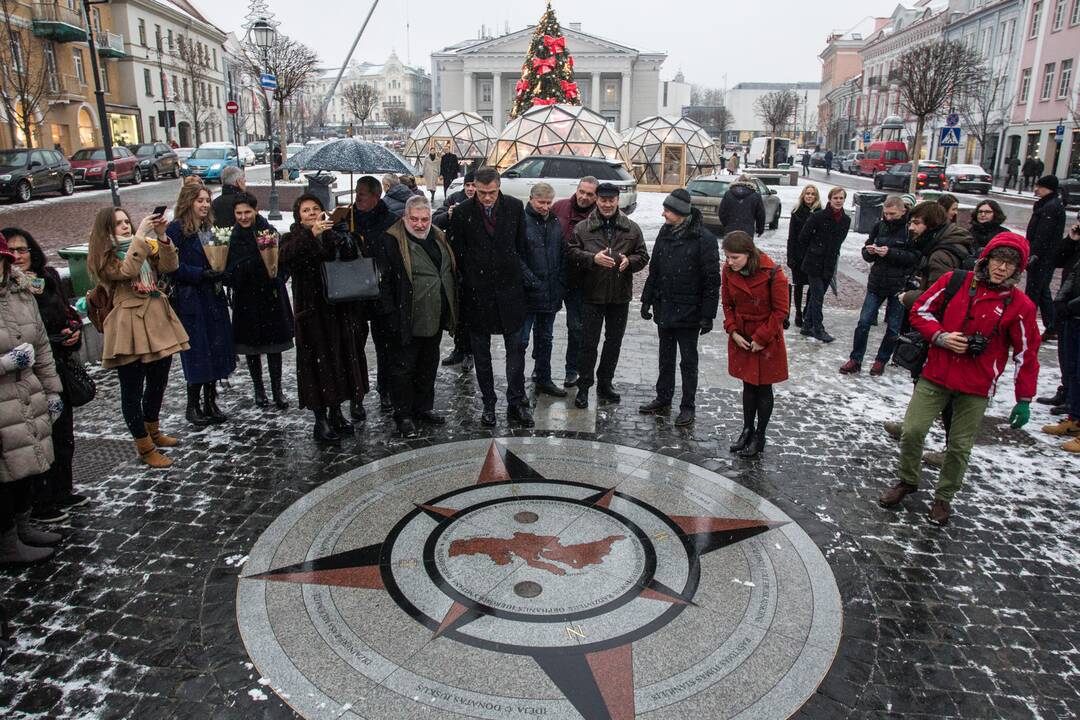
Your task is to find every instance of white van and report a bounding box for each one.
[747,137,791,168]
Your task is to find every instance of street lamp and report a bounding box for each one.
[82,0,120,207]
[248,18,280,220]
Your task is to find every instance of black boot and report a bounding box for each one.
[349,399,366,422]
[729,427,754,452]
[738,433,766,458]
[247,355,269,408]
[186,384,211,426]
[1037,385,1066,405]
[441,350,465,366]
[329,404,355,434]
[597,382,621,403]
[202,383,227,424]
[312,409,341,444]
[268,353,289,409]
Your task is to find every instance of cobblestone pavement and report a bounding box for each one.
[1,194,1078,720]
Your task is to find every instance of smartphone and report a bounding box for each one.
[152,205,167,217]
[322,212,331,222]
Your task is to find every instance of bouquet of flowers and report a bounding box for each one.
[255,228,280,278]
[201,227,232,272]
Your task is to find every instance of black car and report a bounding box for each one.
[1060,174,1080,208]
[0,148,75,203]
[128,143,180,181]
[810,151,828,168]
[874,162,945,191]
[247,141,269,164]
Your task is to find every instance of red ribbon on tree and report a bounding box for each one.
[542,34,566,55]
[560,80,579,100]
[515,79,529,96]
[567,56,574,69]
[532,56,556,75]
[532,97,558,106]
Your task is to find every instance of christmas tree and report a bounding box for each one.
[510,2,581,118]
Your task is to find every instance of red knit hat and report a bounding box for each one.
[0,231,13,263]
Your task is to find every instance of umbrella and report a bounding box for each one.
[283,138,417,174]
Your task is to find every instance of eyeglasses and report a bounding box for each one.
[976,209,994,214]
[987,257,1017,269]
[8,247,29,255]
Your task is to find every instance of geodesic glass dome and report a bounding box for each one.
[404,111,498,165]
[489,104,628,171]
[622,115,720,186]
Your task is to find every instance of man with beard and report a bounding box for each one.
[551,176,598,387]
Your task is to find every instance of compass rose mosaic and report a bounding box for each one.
[237,438,842,719]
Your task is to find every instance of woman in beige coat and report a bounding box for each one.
[422,151,440,203]
[0,232,65,565]
[88,207,189,468]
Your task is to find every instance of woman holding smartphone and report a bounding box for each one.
[88,206,189,467]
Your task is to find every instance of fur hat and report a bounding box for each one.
[663,188,692,216]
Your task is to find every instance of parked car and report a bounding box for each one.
[70,146,142,187]
[285,143,306,158]
[236,145,255,166]
[810,151,828,168]
[175,147,196,163]
[858,141,908,176]
[247,141,269,164]
[874,161,945,191]
[179,146,238,183]
[127,142,179,181]
[447,155,638,214]
[686,174,782,231]
[840,152,865,174]
[0,148,75,203]
[200,141,252,167]
[944,164,992,194]
[1060,173,1080,208]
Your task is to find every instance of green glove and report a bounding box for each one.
[1008,401,1030,429]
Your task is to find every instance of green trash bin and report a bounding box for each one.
[58,244,91,299]
[919,190,943,203]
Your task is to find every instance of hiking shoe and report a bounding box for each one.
[839,360,860,374]
[638,398,671,414]
[1042,418,1080,436]
[878,481,918,508]
[928,499,951,525]
[883,421,903,440]
[870,361,886,376]
[923,451,946,468]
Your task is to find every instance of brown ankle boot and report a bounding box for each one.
[145,421,179,447]
[135,436,172,468]
[878,481,918,508]
[928,499,951,525]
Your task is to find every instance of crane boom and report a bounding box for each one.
[318,0,380,130]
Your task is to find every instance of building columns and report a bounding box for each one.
[463,71,474,112]
[591,73,601,112]
[492,73,503,130]
[620,72,631,129]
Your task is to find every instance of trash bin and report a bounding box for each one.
[60,238,132,301]
[919,190,942,203]
[852,191,887,234]
[304,172,335,212]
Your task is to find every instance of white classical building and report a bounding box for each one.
[431,24,682,132]
[724,82,822,144]
[311,52,432,132]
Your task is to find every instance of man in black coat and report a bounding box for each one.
[1021,155,1036,191]
[335,175,399,417]
[432,171,475,231]
[1026,175,1067,339]
[717,176,765,237]
[212,166,246,229]
[520,182,567,398]
[639,190,720,426]
[824,150,834,176]
[433,172,475,369]
[839,196,918,375]
[449,166,533,428]
[799,186,851,343]
[439,151,460,197]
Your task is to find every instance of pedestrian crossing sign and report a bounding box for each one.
[939,127,961,147]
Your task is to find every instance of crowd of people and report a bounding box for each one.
[1,159,1078,565]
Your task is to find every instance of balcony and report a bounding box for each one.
[382,100,406,109]
[95,31,126,58]
[31,3,88,43]
[45,73,86,100]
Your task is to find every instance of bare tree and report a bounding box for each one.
[384,107,417,136]
[894,39,985,192]
[343,83,379,135]
[0,0,55,148]
[173,35,221,147]
[958,70,1011,172]
[690,84,725,106]
[243,35,319,162]
[754,90,798,167]
[685,106,733,139]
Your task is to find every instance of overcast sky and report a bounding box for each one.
[203,0,901,88]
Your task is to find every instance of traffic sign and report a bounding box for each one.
[939,127,962,147]
[863,131,872,143]
[1057,123,1066,140]
[226,100,239,115]
[260,73,278,90]
[946,112,959,127]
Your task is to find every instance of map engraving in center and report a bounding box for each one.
[449,531,627,576]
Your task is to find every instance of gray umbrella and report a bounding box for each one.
[283,138,417,174]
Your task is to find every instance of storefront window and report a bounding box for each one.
[108,113,139,146]
[78,108,96,146]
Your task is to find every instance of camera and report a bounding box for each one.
[966,332,989,357]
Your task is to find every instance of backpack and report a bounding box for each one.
[893,270,969,377]
[85,284,112,333]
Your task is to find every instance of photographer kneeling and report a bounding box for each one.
[879,233,1040,525]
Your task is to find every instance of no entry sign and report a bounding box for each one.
[226,101,239,115]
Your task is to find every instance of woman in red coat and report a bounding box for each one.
[721,231,790,457]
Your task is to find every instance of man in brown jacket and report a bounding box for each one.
[566,183,649,408]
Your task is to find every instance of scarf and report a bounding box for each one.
[115,235,162,296]
[831,207,843,222]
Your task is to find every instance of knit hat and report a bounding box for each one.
[1035,175,1059,193]
[596,182,620,198]
[900,193,917,208]
[663,188,692,216]
[0,231,12,263]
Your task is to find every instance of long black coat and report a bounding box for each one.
[449,193,529,335]
[786,204,815,284]
[799,208,850,281]
[439,153,460,181]
[969,221,1007,260]
[520,203,565,314]
[226,215,294,352]
[718,181,765,237]
[212,184,242,229]
[862,215,919,296]
[641,209,720,328]
[1026,193,1066,268]
[280,223,369,409]
[432,189,469,230]
[374,221,458,347]
[336,199,397,254]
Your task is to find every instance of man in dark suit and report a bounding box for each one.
[449,166,533,428]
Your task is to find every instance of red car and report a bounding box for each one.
[69,146,143,187]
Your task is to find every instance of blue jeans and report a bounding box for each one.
[850,290,906,364]
[564,288,583,377]
[804,275,827,332]
[521,312,557,384]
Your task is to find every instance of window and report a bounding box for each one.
[215,86,221,108]
[1019,67,1031,103]
[480,81,491,104]
[10,33,22,70]
[182,77,188,102]
[1053,0,1066,29]
[543,158,583,178]
[155,25,162,52]
[1000,18,1015,51]
[167,29,174,50]
[212,48,217,70]
[982,27,993,56]
[90,7,101,32]
[43,44,57,89]
[100,64,109,93]
[73,48,85,84]
[138,18,147,46]
[1041,62,1056,100]
[1030,1,1042,37]
[144,68,153,95]
[171,74,178,98]
[1060,59,1073,97]
[603,79,618,105]
[1072,0,1080,25]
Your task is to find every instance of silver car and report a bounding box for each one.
[686,174,782,231]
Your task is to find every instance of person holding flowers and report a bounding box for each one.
[225,193,293,410]
[167,183,236,426]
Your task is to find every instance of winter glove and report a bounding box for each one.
[1008,401,1030,429]
[699,319,713,336]
[640,304,652,320]
[203,269,226,283]
[47,394,64,422]
[0,343,35,374]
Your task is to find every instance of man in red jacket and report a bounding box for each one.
[879,232,1040,525]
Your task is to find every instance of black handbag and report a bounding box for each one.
[320,235,380,303]
[55,354,96,408]
[893,270,971,377]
